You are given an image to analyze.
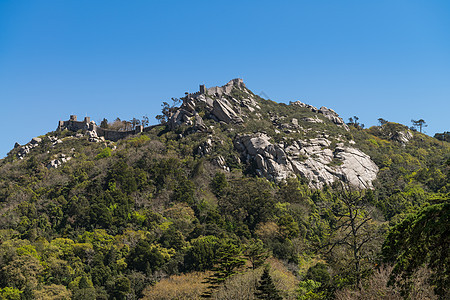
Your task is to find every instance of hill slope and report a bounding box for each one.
[0,79,448,299]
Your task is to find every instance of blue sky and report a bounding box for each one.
[1,0,449,158]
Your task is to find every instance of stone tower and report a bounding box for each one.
[199,84,206,94]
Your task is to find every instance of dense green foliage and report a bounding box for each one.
[0,91,448,299]
[382,201,449,297]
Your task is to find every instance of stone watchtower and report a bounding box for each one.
[199,84,206,94]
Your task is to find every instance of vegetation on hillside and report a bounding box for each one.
[0,93,448,299]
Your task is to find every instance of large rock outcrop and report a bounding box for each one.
[391,130,413,144]
[291,101,349,130]
[16,136,62,159]
[166,79,378,189]
[212,98,243,124]
[235,133,378,189]
[318,106,349,130]
[168,79,250,129]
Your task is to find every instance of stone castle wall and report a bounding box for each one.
[58,116,147,142]
[57,83,214,141]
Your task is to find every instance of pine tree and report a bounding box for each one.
[202,241,245,298]
[254,267,283,300]
[411,119,427,132]
[100,118,109,128]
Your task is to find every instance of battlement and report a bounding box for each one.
[207,78,245,96]
[57,115,151,142]
[184,80,246,100]
[57,79,245,142]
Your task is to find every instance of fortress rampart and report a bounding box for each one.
[57,82,232,141]
[57,116,147,142]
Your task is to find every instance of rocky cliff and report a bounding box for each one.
[168,79,379,189]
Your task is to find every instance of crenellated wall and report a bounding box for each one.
[57,83,211,141]
[58,117,91,132]
[58,116,148,142]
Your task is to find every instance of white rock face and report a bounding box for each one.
[165,79,379,189]
[86,130,105,143]
[290,101,349,130]
[333,147,378,189]
[212,98,243,124]
[16,136,63,159]
[169,79,250,129]
[391,130,413,144]
[318,106,349,130]
[235,133,379,189]
[212,155,230,172]
[46,154,72,169]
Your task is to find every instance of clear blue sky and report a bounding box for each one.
[1,0,449,158]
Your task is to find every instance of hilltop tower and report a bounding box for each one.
[199,84,206,94]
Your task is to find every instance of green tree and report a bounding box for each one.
[0,287,22,300]
[1,254,43,290]
[411,119,427,133]
[323,187,382,288]
[155,98,181,124]
[100,118,109,129]
[110,276,131,300]
[382,201,449,298]
[95,147,112,159]
[203,240,245,297]
[130,118,141,130]
[184,235,220,271]
[34,284,72,300]
[220,177,276,230]
[348,116,364,129]
[73,287,96,300]
[159,226,186,250]
[277,214,300,240]
[254,267,283,300]
[172,177,196,204]
[244,239,268,270]
[297,279,324,300]
[276,176,310,204]
[434,131,450,142]
[211,241,245,282]
[141,115,149,127]
[126,240,171,275]
[305,263,331,297]
[378,118,388,126]
[210,172,228,197]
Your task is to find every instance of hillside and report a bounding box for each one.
[0,79,448,299]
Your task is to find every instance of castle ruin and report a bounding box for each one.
[57,79,246,141]
[57,115,146,142]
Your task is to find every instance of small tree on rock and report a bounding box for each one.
[378,118,388,126]
[156,98,181,124]
[411,119,427,133]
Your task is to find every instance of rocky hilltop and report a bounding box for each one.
[167,79,378,189]
[10,78,380,189]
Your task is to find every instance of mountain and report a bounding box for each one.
[166,78,379,189]
[0,79,448,299]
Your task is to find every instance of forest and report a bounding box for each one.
[0,98,449,299]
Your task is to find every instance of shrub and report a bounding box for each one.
[95,147,112,159]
